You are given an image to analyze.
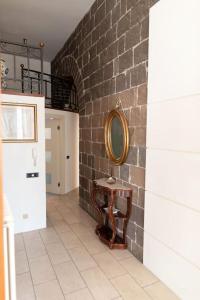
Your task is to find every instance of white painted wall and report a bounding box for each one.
[1,93,46,234]
[45,109,79,194]
[144,0,200,299]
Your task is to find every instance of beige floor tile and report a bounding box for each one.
[59,231,82,249]
[70,223,95,240]
[40,227,60,244]
[56,201,71,210]
[57,207,72,217]
[50,218,67,227]
[81,267,119,300]
[73,206,88,215]
[73,208,93,221]
[62,201,73,210]
[108,249,132,261]
[47,204,59,214]
[46,242,71,265]
[68,247,97,271]
[144,281,180,300]
[81,217,97,228]
[54,261,85,294]
[93,251,126,279]
[35,279,65,300]
[30,255,56,285]
[111,274,151,300]
[54,221,72,234]
[48,211,64,224]
[15,234,25,252]
[65,288,94,300]
[15,250,29,274]
[16,193,179,300]
[63,212,80,225]
[78,232,97,243]
[16,272,35,300]
[120,257,158,287]
[82,238,108,255]
[63,199,79,210]
[23,230,41,242]
[25,238,46,260]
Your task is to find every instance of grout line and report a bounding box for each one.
[15,270,29,276]
[147,92,200,105]
[92,251,128,281]
[21,234,37,300]
[39,206,67,298]
[56,196,121,298]
[117,256,159,288]
[142,280,160,289]
[16,192,174,299]
[33,278,59,287]
[145,190,200,215]
[48,194,96,295]
[63,286,95,299]
[146,146,200,155]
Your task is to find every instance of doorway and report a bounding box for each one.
[45,117,62,194]
[45,109,79,195]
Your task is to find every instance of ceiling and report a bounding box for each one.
[0,0,94,61]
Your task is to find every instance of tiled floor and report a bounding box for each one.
[15,190,180,300]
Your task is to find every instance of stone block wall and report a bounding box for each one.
[52,0,159,262]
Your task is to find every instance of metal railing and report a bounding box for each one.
[0,38,44,93]
[0,39,78,112]
[21,65,78,111]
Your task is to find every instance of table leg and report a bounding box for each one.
[109,190,117,248]
[123,191,132,243]
[92,186,104,228]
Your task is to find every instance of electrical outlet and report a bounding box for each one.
[22,213,29,219]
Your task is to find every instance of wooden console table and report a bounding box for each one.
[92,178,132,249]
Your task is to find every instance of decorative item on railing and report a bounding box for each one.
[0,59,9,89]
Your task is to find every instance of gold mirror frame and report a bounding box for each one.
[104,109,129,165]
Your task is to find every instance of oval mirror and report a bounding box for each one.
[104,109,129,165]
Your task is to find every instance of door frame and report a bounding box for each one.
[45,113,65,194]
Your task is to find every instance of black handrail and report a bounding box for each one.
[20,65,78,112]
[21,66,72,83]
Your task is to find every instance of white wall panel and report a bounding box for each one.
[146,149,200,211]
[144,233,200,300]
[145,191,200,268]
[144,0,200,298]
[148,0,200,102]
[146,95,200,152]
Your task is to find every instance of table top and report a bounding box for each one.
[94,178,132,191]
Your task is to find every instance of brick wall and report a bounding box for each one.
[52,0,159,262]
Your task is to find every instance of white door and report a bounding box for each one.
[45,119,61,194]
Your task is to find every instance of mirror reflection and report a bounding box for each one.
[104,108,129,165]
[111,116,124,159]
